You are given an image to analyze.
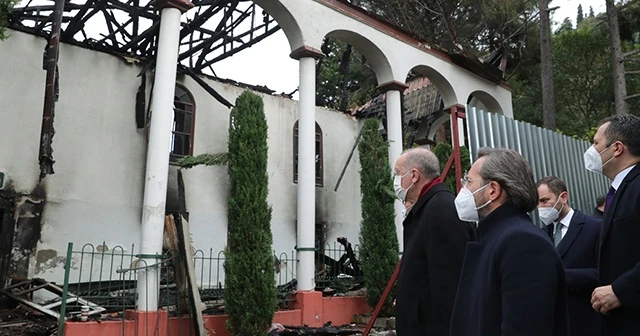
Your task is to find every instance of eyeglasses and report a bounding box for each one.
[461,173,469,187]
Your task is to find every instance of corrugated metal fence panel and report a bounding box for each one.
[466,107,610,226]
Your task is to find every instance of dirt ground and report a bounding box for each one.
[0,308,57,336]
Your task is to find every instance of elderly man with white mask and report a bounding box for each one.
[392,146,473,336]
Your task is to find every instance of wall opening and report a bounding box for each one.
[170,85,196,164]
[293,121,323,187]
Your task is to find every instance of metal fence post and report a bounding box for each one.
[57,242,73,336]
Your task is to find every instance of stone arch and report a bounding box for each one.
[252,0,304,50]
[407,65,457,107]
[323,29,394,84]
[467,90,504,115]
[401,65,458,144]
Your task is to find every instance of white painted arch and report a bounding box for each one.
[324,29,394,85]
[252,0,512,114]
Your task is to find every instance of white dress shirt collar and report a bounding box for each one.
[612,165,637,191]
[558,208,574,228]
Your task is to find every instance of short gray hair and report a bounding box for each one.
[401,147,441,179]
[477,147,537,213]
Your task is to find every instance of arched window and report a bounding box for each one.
[170,85,195,163]
[293,121,323,187]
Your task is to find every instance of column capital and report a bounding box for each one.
[290,46,325,60]
[377,80,409,93]
[154,0,194,13]
[448,104,467,118]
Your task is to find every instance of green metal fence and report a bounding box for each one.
[56,241,364,335]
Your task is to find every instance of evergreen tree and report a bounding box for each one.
[577,4,584,25]
[358,118,399,316]
[557,17,574,33]
[225,91,276,336]
[0,0,18,40]
[589,6,595,18]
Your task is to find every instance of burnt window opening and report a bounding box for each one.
[170,85,195,164]
[293,121,323,187]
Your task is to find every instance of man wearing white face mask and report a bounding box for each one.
[537,176,602,336]
[587,115,640,336]
[450,148,568,336]
[392,147,473,336]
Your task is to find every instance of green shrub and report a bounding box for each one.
[225,91,276,336]
[358,118,399,316]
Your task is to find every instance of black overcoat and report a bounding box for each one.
[599,164,640,336]
[395,183,474,336]
[450,202,569,336]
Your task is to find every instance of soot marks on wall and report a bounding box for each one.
[8,184,46,281]
[34,249,66,275]
[315,192,328,272]
[0,189,17,287]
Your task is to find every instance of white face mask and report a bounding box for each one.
[538,196,565,226]
[454,184,491,222]
[584,145,614,174]
[393,170,414,202]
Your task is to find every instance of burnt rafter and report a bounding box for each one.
[9,0,281,73]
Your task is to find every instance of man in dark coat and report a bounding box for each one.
[588,115,640,335]
[450,148,569,336]
[537,176,602,336]
[392,147,473,336]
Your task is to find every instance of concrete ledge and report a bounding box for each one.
[64,294,371,336]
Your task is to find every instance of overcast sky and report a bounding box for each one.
[15,0,607,98]
[210,0,608,99]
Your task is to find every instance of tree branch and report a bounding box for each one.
[623,49,640,58]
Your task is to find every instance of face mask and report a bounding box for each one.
[454,184,491,222]
[394,170,414,202]
[584,145,614,174]
[538,196,565,225]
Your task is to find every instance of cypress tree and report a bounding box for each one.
[577,4,584,25]
[358,118,399,316]
[225,91,276,336]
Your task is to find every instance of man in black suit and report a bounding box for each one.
[588,115,640,336]
[450,148,568,336]
[392,147,473,336]
[537,176,602,336]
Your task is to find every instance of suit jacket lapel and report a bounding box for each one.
[556,210,584,257]
[601,165,640,243]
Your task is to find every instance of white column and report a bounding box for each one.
[137,7,183,311]
[385,89,404,252]
[296,56,316,291]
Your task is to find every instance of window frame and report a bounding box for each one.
[293,120,323,187]
[170,84,196,164]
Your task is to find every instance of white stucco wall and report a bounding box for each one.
[174,75,363,287]
[0,31,148,283]
[0,30,363,288]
